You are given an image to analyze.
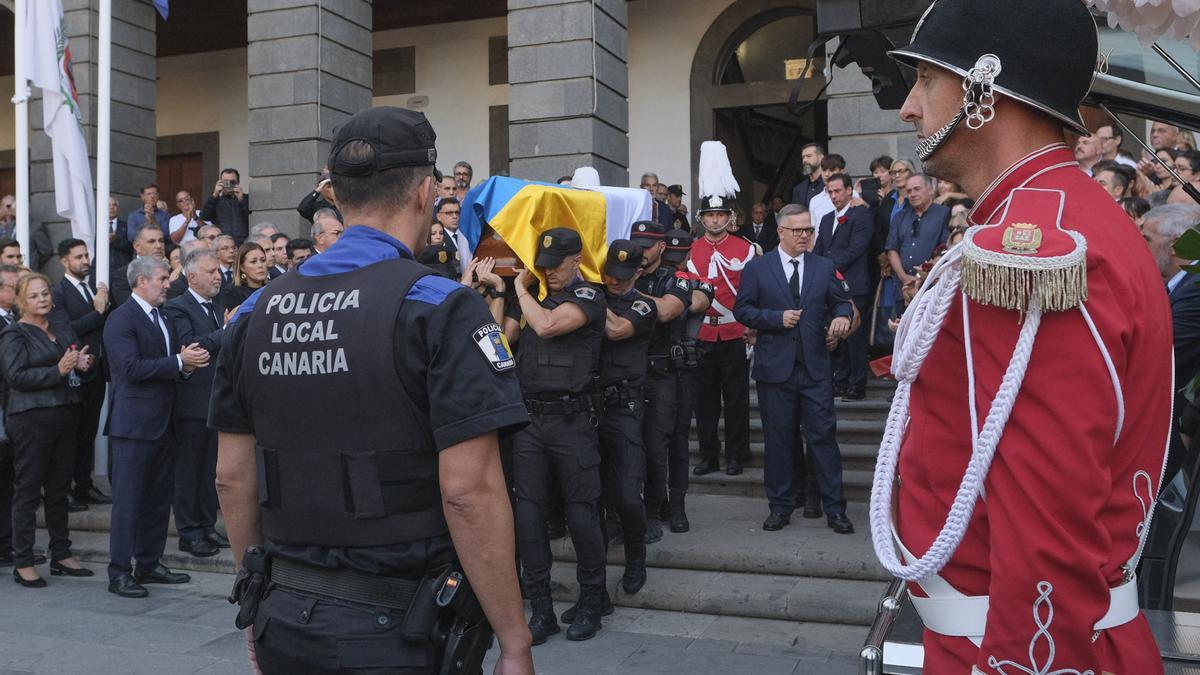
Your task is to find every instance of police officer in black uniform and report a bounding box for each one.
[661,229,713,533]
[209,107,535,675]
[596,240,658,594]
[509,228,609,645]
[629,221,691,542]
[417,241,462,280]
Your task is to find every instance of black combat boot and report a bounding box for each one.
[560,586,614,623]
[527,592,560,645]
[565,584,605,641]
[668,492,690,533]
[621,542,647,595]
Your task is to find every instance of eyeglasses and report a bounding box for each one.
[891,168,911,175]
[453,172,471,178]
[779,226,815,236]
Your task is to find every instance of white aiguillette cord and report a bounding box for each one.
[869,245,1044,582]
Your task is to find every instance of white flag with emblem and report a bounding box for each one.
[24,0,95,252]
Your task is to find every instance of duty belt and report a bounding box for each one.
[523,395,590,416]
[601,383,643,407]
[271,558,419,612]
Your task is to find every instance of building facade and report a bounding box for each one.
[0,0,917,273]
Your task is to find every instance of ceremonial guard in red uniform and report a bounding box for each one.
[688,142,757,476]
[871,1,1173,673]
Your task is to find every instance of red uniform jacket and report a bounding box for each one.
[896,145,1172,673]
[688,233,756,342]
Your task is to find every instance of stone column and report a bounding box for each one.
[30,0,157,273]
[825,50,921,173]
[246,0,372,235]
[507,0,629,186]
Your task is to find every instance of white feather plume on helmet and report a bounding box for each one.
[1090,0,1200,50]
[698,141,739,200]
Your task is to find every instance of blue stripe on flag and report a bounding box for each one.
[153,0,169,20]
[460,176,565,250]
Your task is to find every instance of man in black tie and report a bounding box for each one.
[102,256,211,597]
[164,249,228,557]
[0,265,20,564]
[52,239,113,510]
[745,202,779,253]
[214,235,237,288]
[813,174,874,401]
[434,198,470,273]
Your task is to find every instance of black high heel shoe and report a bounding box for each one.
[50,560,94,577]
[12,568,47,588]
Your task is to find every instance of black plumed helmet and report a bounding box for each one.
[888,0,1098,136]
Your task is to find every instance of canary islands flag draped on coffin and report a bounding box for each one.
[460,177,652,291]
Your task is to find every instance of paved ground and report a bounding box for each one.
[0,562,862,674]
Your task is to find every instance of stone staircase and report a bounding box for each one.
[40,376,894,639]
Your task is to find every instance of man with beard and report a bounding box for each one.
[52,239,112,511]
[871,1,1172,672]
[789,143,826,208]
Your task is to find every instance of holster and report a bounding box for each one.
[228,546,271,630]
[430,565,495,675]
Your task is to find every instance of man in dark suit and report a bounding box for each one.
[734,204,854,534]
[102,256,210,597]
[107,196,134,270]
[51,239,113,511]
[163,248,228,558]
[744,202,779,253]
[789,143,826,207]
[814,173,874,400]
[1145,204,1200,479]
[111,226,166,308]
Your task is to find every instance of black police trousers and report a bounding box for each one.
[669,367,700,495]
[252,586,438,673]
[642,368,677,519]
[512,411,606,594]
[695,339,751,466]
[598,399,648,558]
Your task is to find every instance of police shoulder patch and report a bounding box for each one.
[675,277,690,292]
[574,286,597,301]
[473,323,515,372]
[632,300,652,317]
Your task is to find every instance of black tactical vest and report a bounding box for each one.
[516,278,603,394]
[635,265,685,358]
[241,258,447,548]
[599,290,654,387]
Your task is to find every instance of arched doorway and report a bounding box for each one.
[690,0,828,214]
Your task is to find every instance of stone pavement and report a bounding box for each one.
[0,562,863,674]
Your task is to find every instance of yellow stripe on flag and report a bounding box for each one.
[488,184,608,297]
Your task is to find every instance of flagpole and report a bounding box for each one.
[12,0,29,255]
[94,0,112,287]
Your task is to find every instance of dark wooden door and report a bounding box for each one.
[156,152,204,210]
[0,169,15,200]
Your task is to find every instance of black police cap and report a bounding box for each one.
[604,239,644,281]
[629,220,666,247]
[697,195,733,214]
[662,229,693,263]
[534,227,583,268]
[889,0,1096,136]
[328,107,438,177]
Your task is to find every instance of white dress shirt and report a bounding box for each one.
[828,203,852,239]
[65,272,94,305]
[778,246,804,299]
[169,213,206,243]
[444,227,473,273]
[130,292,182,371]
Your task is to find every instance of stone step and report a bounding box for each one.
[687,441,879,466]
[50,496,886,625]
[550,564,880,626]
[689,467,875,500]
[554,496,886,582]
[713,417,886,445]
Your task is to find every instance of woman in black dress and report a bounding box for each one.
[0,273,96,587]
[219,241,269,311]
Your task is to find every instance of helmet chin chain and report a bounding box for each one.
[916,54,1002,162]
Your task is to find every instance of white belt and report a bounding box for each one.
[909,576,1140,640]
[894,520,1140,644]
